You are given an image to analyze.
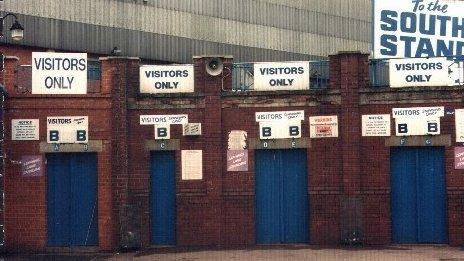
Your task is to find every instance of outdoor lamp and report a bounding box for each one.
[0,13,24,41]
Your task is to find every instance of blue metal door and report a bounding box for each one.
[390,147,447,244]
[150,151,176,246]
[255,149,309,244]
[47,153,98,246]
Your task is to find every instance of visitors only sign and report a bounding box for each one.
[140,65,194,93]
[389,57,451,87]
[32,52,87,94]
[373,0,464,58]
[253,62,309,91]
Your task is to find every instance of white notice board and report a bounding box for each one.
[181,150,202,180]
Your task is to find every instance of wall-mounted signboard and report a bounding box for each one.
[253,62,309,91]
[47,116,88,143]
[373,0,464,58]
[259,121,301,140]
[392,107,444,136]
[140,114,188,125]
[140,65,194,94]
[309,116,338,138]
[255,110,304,122]
[456,109,464,143]
[12,119,39,140]
[32,52,87,94]
[181,150,202,180]
[389,57,451,87]
[227,150,248,172]
[362,114,391,137]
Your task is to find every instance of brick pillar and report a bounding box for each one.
[1,57,18,95]
[99,56,140,250]
[330,52,369,243]
[193,56,232,245]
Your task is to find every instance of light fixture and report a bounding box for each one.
[0,13,24,41]
[110,46,122,56]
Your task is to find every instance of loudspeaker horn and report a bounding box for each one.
[205,57,224,76]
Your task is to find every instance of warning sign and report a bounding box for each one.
[309,116,338,138]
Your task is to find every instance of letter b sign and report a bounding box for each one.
[289,125,300,138]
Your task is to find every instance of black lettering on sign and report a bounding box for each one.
[76,130,87,141]
[157,127,168,137]
[398,123,408,134]
[428,122,438,133]
[50,131,59,141]
[289,126,300,136]
[262,127,272,137]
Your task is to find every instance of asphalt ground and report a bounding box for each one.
[1,245,464,261]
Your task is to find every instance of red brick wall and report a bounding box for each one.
[2,47,464,252]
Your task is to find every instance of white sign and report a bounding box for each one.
[181,150,202,180]
[140,65,194,94]
[253,62,310,91]
[395,118,440,136]
[47,116,88,143]
[32,52,87,94]
[255,110,305,122]
[140,114,188,125]
[392,107,444,136]
[309,116,338,138]
[373,0,464,58]
[12,119,39,140]
[183,123,202,136]
[155,124,170,140]
[389,58,451,87]
[228,130,247,150]
[362,114,391,137]
[259,121,301,140]
[392,107,444,118]
[456,109,464,142]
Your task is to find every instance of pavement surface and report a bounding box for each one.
[1,245,463,261]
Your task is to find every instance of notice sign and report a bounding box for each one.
[255,110,305,122]
[181,150,202,180]
[21,155,43,177]
[140,65,194,94]
[392,107,444,136]
[12,119,39,140]
[373,0,464,58]
[309,116,338,138]
[47,116,88,143]
[455,147,464,169]
[140,114,188,125]
[32,52,87,94]
[456,109,464,142]
[389,58,451,87]
[227,150,248,172]
[253,62,309,91]
[362,114,391,136]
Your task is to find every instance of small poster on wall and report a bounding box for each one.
[227,150,248,172]
[456,109,464,143]
[228,130,247,150]
[455,147,464,170]
[309,116,338,138]
[21,155,43,177]
[362,114,391,137]
[181,150,202,180]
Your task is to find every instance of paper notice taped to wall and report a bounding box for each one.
[181,150,202,180]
